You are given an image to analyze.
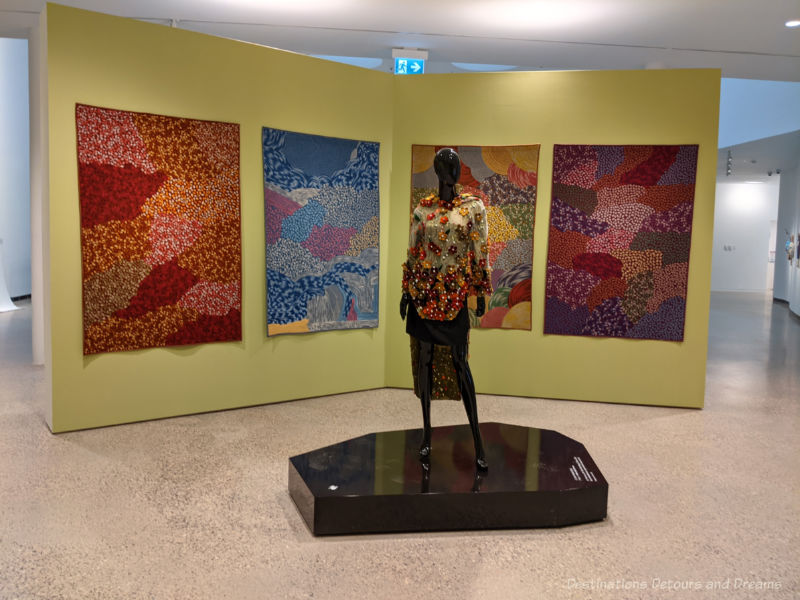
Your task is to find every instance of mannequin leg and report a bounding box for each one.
[417,339,434,459]
[451,344,488,470]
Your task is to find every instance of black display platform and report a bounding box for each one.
[288,422,608,535]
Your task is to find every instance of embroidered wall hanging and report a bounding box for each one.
[263,128,380,335]
[410,145,539,330]
[544,144,699,341]
[76,104,241,355]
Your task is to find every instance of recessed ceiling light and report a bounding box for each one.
[786,19,800,27]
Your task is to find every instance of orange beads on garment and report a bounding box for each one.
[401,193,492,321]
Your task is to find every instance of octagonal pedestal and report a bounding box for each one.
[288,422,607,536]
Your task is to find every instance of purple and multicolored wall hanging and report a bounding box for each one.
[263,128,380,336]
[411,144,539,331]
[544,144,699,341]
[76,104,242,355]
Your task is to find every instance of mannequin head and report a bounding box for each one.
[434,148,461,186]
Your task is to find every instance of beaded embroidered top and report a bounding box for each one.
[402,192,492,321]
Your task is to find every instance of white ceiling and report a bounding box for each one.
[2,0,798,177]
[2,0,799,79]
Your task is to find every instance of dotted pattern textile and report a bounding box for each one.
[410,145,539,330]
[544,144,699,341]
[76,104,241,354]
[263,128,380,335]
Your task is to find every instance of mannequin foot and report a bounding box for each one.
[419,429,431,459]
[475,448,488,471]
[419,442,431,459]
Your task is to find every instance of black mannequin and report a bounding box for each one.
[419,460,486,494]
[401,148,488,471]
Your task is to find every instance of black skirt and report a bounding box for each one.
[406,304,470,346]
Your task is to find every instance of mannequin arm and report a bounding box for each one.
[476,296,486,317]
[400,293,411,320]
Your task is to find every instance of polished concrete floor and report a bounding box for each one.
[0,293,797,599]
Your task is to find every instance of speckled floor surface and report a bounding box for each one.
[0,293,798,599]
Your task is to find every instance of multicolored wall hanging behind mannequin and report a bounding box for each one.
[411,144,539,331]
[263,128,380,335]
[544,144,698,341]
[76,104,242,354]
[409,144,538,400]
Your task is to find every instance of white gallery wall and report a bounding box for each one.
[711,179,780,292]
[774,158,800,316]
[774,166,796,301]
[0,37,31,298]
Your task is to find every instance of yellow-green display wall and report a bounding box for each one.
[46,5,394,432]
[45,5,719,432]
[386,71,720,408]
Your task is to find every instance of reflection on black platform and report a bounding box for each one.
[288,422,607,535]
[291,423,603,496]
